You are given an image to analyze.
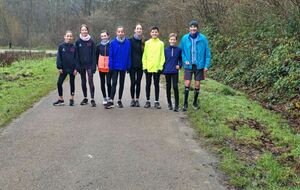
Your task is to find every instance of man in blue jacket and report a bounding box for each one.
[180,20,211,111]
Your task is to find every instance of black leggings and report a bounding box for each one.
[57,73,75,97]
[129,69,143,99]
[99,71,111,98]
[165,74,179,106]
[145,72,160,101]
[110,70,126,100]
[80,68,95,99]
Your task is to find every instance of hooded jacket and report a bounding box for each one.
[179,33,211,70]
[109,37,131,71]
[56,42,79,74]
[129,37,144,70]
[75,38,96,71]
[142,38,165,72]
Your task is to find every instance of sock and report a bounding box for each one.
[184,86,190,106]
[194,88,200,104]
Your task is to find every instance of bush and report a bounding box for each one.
[206,18,300,118]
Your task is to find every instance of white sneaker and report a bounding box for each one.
[102,98,108,105]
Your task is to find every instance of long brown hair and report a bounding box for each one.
[80,24,89,32]
[135,23,145,50]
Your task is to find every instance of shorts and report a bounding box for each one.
[184,65,205,81]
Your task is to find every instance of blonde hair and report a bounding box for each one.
[65,30,73,35]
[169,33,177,40]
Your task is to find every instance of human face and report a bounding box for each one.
[169,36,176,46]
[80,26,89,37]
[150,29,159,39]
[134,25,143,36]
[116,27,125,39]
[100,32,109,41]
[189,25,198,35]
[64,32,73,43]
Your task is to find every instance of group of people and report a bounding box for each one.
[53,20,211,112]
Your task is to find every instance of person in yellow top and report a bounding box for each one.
[142,26,165,109]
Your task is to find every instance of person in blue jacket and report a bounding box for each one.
[163,33,182,112]
[180,20,211,111]
[53,30,79,106]
[105,26,131,109]
[75,24,97,107]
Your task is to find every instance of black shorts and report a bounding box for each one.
[184,65,205,81]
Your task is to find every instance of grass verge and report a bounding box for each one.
[181,78,300,189]
[0,58,57,127]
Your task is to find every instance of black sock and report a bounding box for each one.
[184,86,190,106]
[194,88,200,104]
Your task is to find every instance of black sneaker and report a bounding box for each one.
[193,101,199,110]
[168,103,173,110]
[91,100,96,107]
[154,102,161,109]
[117,100,123,108]
[174,106,179,112]
[135,100,140,107]
[80,98,88,105]
[69,99,74,106]
[53,100,64,106]
[105,101,114,109]
[182,104,188,112]
[144,101,151,108]
[130,100,135,107]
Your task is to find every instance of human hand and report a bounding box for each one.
[176,65,180,70]
[58,69,63,74]
[73,70,77,76]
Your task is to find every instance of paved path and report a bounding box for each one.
[0,74,226,190]
[0,49,56,55]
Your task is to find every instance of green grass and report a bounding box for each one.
[181,77,300,189]
[0,58,57,127]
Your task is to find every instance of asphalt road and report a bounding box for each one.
[0,74,226,190]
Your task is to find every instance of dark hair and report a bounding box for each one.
[169,33,177,40]
[189,20,199,28]
[150,26,159,32]
[135,23,142,30]
[100,30,109,36]
[80,24,89,31]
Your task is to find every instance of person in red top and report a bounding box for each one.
[96,30,111,105]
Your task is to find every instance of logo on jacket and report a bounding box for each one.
[62,48,66,52]
[79,44,82,47]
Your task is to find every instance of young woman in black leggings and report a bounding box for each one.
[53,30,79,106]
[129,24,144,107]
[105,26,131,109]
[96,30,111,105]
[75,24,97,107]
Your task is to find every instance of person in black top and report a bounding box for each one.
[53,30,79,106]
[95,30,111,105]
[75,24,97,107]
[129,24,144,107]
